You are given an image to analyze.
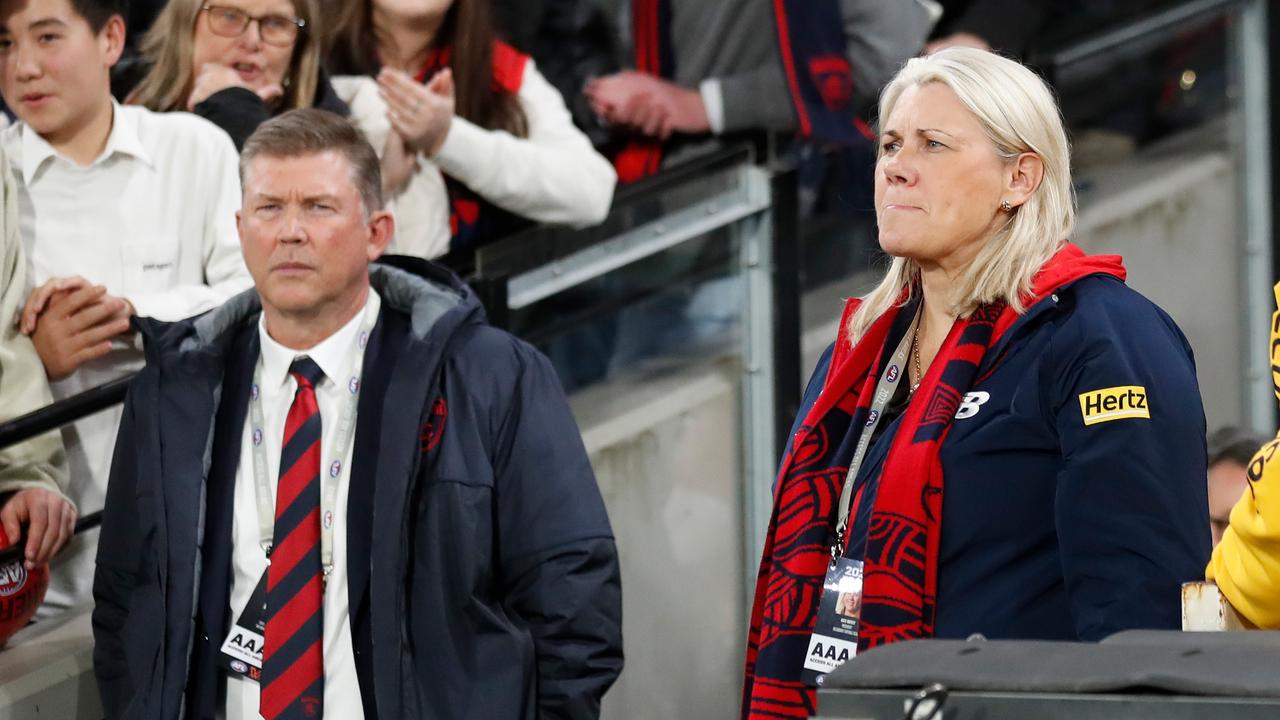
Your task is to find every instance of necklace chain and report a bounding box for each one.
[911,324,923,393]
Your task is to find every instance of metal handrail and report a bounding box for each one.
[0,374,134,453]
[1033,0,1242,86]
[0,375,133,564]
[464,143,757,281]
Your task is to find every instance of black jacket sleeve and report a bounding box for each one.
[1048,285,1211,640]
[494,343,623,719]
[91,388,144,718]
[194,87,271,152]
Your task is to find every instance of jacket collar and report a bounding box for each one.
[136,258,479,363]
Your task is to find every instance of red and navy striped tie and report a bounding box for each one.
[262,358,325,719]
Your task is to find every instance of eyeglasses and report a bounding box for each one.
[201,4,305,47]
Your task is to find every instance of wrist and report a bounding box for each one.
[677,85,710,134]
[427,116,454,157]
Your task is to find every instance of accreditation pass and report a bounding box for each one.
[801,557,864,686]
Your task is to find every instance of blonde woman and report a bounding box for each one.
[742,48,1210,718]
[127,0,346,149]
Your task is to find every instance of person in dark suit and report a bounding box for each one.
[91,108,623,719]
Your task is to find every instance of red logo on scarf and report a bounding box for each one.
[420,398,448,453]
[807,55,853,112]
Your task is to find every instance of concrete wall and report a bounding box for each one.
[1072,134,1246,432]
[0,610,99,719]
[572,359,747,720]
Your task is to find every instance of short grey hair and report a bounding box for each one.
[1208,426,1270,468]
[239,109,383,215]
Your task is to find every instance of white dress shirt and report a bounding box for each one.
[1,102,251,616]
[224,292,379,720]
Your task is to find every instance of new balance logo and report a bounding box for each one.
[1079,386,1149,426]
[954,391,990,420]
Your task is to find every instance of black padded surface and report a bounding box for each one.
[822,634,1280,698]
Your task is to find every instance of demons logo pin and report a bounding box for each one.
[419,398,448,453]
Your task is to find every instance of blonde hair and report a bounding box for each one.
[848,47,1076,343]
[128,0,321,114]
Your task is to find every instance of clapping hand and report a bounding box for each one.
[378,67,455,156]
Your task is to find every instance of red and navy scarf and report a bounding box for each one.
[415,42,529,250]
[771,0,874,146]
[613,0,673,183]
[741,244,1127,719]
[617,0,870,184]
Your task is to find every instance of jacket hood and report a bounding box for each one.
[134,255,483,363]
[989,242,1126,341]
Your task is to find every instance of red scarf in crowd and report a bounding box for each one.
[613,0,672,183]
[741,244,1127,719]
[771,0,874,145]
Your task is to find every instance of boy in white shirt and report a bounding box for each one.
[0,0,251,615]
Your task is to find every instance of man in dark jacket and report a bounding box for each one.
[91,108,623,719]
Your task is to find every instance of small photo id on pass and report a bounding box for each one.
[801,558,863,686]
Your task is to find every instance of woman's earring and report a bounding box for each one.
[1000,200,1013,213]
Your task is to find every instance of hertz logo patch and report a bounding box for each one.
[1079,386,1150,426]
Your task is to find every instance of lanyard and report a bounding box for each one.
[830,311,919,561]
[249,315,374,579]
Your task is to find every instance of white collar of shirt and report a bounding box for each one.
[20,100,152,184]
[257,290,382,393]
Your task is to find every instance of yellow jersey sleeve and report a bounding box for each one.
[1205,281,1280,628]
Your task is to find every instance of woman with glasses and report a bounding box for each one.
[125,0,349,150]
[324,0,615,257]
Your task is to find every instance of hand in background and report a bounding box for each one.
[584,71,709,139]
[379,67,455,156]
[0,488,76,570]
[187,62,284,110]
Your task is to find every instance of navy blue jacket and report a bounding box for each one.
[806,275,1210,641]
[91,258,623,719]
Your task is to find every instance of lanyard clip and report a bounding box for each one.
[829,526,845,564]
